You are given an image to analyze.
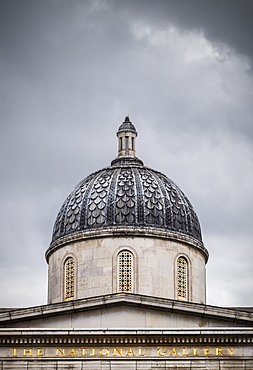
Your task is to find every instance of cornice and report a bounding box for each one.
[0,328,253,346]
[0,294,252,326]
[46,227,208,262]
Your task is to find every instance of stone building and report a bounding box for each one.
[0,117,252,369]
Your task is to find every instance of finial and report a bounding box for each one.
[117,117,136,134]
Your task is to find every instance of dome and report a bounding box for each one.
[47,117,208,305]
[50,118,203,252]
[51,163,202,243]
[117,116,137,133]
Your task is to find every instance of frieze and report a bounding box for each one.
[2,345,253,359]
[1,332,253,346]
[1,329,253,360]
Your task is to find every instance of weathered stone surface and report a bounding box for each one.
[1,328,253,369]
[0,294,252,329]
[47,235,206,304]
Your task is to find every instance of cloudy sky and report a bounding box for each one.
[1,0,253,308]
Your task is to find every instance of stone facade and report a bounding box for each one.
[47,234,206,304]
[1,327,253,369]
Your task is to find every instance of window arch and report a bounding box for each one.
[117,250,133,293]
[177,256,188,301]
[64,257,75,301]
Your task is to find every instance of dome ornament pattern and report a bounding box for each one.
[51,165,202,244]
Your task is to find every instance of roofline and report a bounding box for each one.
[0,293,252,326]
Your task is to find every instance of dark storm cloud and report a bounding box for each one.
[0,0,252,307]
[112,0,253,63]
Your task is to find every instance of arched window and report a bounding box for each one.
[177,256,188,301]
[64,257,75,301]
[117,250,133,293]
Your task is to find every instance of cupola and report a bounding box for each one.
[117,116,137,158]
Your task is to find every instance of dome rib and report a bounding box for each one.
[132,167,145,226]
[155,171,171,227]
[106,167,120,226]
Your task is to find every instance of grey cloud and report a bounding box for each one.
[112,0,253,63]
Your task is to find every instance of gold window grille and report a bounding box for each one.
[117,251,133,293]
[177,256,188,300]
[64,257,75,301]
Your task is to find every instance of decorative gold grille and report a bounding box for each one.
[64,257,75,301]
[177,256,188,300]
[118,251,133,293]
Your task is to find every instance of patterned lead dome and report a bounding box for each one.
[51,117,203,246]
[51,159,202,245]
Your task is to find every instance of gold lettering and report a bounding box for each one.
[11,348,20,357]
[157,347,166,356]
[8,345,237,359]
[204,347,210,356]
[138,347,145,356]
[228,347,234,356]
[56,348,65,357]
[68,348,77,357]
[37,348,44,357]
[193,347,199,356]
[23,348,33,357]
[100,347,110,357]
[216,347,224,356]
[169,347,179,357]
[80,348,87,357]
[126,348,135,356]
[182,347,189,356]
[113,348,123,356]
